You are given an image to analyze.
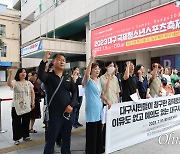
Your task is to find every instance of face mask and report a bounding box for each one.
[108,66,115,74]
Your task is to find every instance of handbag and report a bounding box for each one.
[43,76,64,122]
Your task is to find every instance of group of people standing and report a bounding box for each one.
[84,57,180,154]
[7,51,179,154]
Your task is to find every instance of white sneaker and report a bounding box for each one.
[14,140,20,145]
[23,137,32,141]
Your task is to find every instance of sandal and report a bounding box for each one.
[23,137,32,141]
[29,129,37,133]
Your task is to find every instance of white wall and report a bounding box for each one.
[136,51,151,70]
[22,0,114,44]
[21,0,40,21]
[151,46,180,57]
[22,58,42,68]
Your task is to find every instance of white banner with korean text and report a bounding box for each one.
[106,94,180,154]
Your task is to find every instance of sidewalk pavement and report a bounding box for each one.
[1,85,180,154]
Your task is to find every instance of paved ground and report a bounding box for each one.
[0,85,180,154]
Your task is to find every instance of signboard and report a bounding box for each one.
[175,54,180,71]
[21,40,42,56]
[91,3,180,57]
[0,62,12,66]
[106,95,180,154]
[160,55,175,68]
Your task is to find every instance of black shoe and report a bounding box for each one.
[73,124,78,128]
[77,122,83,127]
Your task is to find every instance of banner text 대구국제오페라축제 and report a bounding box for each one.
[91,2,180,57]
[105,94,180,154]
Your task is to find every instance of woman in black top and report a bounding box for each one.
[134,64,150,99]
[122,61,140,102]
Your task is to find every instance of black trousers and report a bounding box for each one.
[44,115,72,154]
[86,121,102,154]
[11,107,30,141]
[72,97,83,125]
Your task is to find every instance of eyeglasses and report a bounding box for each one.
[57,59,66,62]
[63,112,70,120]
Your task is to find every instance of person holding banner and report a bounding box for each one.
[122,61,140,102]
[84,56,110,154]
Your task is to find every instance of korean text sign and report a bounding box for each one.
[106,95,180,154]
[91,3,180,57]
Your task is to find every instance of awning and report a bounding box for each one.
[21,37,86,62]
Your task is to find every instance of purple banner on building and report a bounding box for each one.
[160,55,175,69]
[175,55,180,71]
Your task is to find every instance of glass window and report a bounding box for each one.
[1,46,7,57]
[0,25,6,37]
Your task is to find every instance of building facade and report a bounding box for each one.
[90,0,180,72]
[13,0,179,74]
[0,4,20,84]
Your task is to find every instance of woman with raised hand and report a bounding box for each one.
[7,68,35,145]
[84,56,110,154]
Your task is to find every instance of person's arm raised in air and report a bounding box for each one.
[151,63,159,80]
[38,51,51,83]
[123,61,131,80]
[85,56,94,83]
[7,69,13,88]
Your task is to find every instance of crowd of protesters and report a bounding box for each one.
[83,56,179,154]
[7,51,180,154]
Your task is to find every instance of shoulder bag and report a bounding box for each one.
[43,76,64,122]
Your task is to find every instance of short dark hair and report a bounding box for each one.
[72,66,79,73]
[124,61,134,69]
[104,61,114,68]
[134,64,144,75]
[52,53,66,60]
[14,68,28,81]
[152,63,161,69]
[91,63,99,71]
[47,63,53,72]
[31,71,37,76]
